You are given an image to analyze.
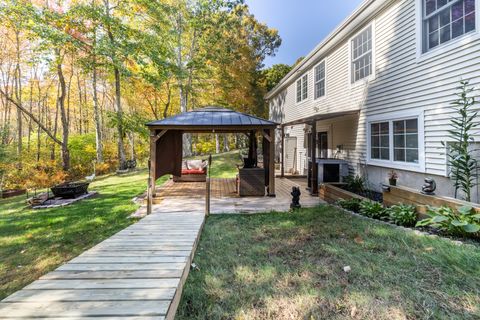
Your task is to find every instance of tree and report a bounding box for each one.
[443,81,479,202]
[262,64,292,92]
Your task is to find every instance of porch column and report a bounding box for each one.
[281,125,285,178]
[310,122,318,195]
[268,128,276,197]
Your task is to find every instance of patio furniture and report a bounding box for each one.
[173,159,208,182]
[237,167,265,196]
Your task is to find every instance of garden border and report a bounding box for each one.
[331,204,478,247]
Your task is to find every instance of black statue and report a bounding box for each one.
[290,186,301,210]
[421,177,436,195]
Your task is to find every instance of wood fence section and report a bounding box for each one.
[0,203,205,320]
[319,183,367,204]
[383,185,480,214]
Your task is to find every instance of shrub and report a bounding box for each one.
[344,175,365,194]
[416,206,480,237]
[360,200,387,219]
[388,204,417,227]
[336,198,361,213]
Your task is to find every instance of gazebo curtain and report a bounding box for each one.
[155,130,183,180]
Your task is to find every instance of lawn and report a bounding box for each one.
[177,206,480,319]
[192,150,242,178]
[0,170,153,299]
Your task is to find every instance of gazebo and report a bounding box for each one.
[145,106,279,212]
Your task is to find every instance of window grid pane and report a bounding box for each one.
[352,26,373,83]
[393,119,419,163]
[296,80,301,103]
[302,75,308,100]
[370,122,390,160]
[424,0,475,52]
[314,62,326,99]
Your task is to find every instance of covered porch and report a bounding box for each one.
[280,110,360,195]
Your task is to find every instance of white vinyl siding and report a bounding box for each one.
[423,0,476,52]
[314,61,326,99]
[296,74,308,103]
[351,25,373,83]
[269,0,480,182]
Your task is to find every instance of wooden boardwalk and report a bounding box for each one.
[0,203,205,319]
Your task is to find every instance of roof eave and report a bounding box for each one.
[265,0,390,100]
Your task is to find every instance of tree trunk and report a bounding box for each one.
[56,50,70,171]
[92,60,104,163]
[215,134,220,154]
[114,66,127,170]
[223,134,229,152]
[14,30,22,164]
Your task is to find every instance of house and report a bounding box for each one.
[267,0,480,202]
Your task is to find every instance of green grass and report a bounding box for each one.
[0,170,156,299]
[177,206,480,320]
[190,150,242,178]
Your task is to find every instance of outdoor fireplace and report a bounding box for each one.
[51,182,90,199]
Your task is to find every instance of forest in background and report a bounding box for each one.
[0,0,292,191]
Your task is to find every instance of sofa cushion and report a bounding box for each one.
[181,169,205,175]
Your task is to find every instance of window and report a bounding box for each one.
[351,25,373,83]
[393,119,419,163]
[296,74,308,103]
[423,0,476,52]
[370,122,390,160]
[314,61,326,99]
[367,113,424,171]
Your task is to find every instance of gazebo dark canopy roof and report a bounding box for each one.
[146,106,278,131]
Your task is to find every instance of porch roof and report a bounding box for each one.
[282,110,360,127]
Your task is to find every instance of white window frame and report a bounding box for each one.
[416,0,480,62]
[366,110,426,173]
[349,21,376,86]
[314,60,327,100]
[296,73,309,104]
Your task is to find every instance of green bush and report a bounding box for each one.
[344,175,365,194]
[359,200,387,219]
[388,204,417,227]
[336,198,361,213]
[416,206,480,237]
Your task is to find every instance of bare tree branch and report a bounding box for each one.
[0,86,63,146]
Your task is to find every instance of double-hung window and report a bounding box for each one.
[314,61,326,99]
[296,74,308,103]
[423,0,476,52]
[351,25,373,83]
[368,113,424,171]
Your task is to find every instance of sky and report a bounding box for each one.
[245,0,365,68]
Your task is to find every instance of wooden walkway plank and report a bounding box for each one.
[3,288,175,302]
[0,301,170,318]
[40,270,184,280]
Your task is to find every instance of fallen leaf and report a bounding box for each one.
[354,236,364,244]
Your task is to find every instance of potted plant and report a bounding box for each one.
[388,170,398,186]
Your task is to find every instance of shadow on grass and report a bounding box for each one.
[177,206,480,319]
[0,170,148,299]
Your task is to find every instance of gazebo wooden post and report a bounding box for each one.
[147,129,157,215]
[268,128,276,197]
